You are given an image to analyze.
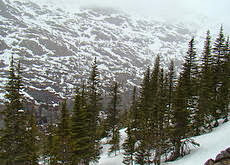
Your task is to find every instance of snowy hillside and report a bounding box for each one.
[98,121,230,165]
[0,0,205,104]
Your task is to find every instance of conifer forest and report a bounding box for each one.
[0,23,229,165]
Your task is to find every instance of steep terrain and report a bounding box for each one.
[97,121,230,165]
[0,0,197,104]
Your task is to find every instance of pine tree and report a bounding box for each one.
[122,86,137,165]
[107,81,121,156]
[167,60,176,124]
[198,30,214,131]
[87,57,102,162]
[122,126,135,165]
[135,140,152,165]
[153,68,168,165]
[24,113,40,165]
[171,38,198,159]
[71,87,91,165]
[0,57,39,164]
[56,100,72,164]
[130,86,138,128]
[212,26,226,126]
[44,124,58,165]
[164,60,176,160]
[136,67,151,140]
[135,65,153,163]
[220,36,230,122]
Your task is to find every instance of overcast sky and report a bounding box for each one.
[32,0,230,32]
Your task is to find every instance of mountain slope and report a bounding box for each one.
[0,0,200,104]
[97,121,230,165]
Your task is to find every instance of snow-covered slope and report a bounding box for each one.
[0,0,212,104]
[98,121,230,165]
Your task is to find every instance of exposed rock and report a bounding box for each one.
[0,40,9,51]
[204,159,215,165]
[19,39,45,55]
[0,0,197,105]
[205,148,230,165]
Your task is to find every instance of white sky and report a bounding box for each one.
[31,0,230,32]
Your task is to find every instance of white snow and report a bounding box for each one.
[97,128,127,165]
[164,121,230,165]
[97,121,230,165]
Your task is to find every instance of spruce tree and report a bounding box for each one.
[122,86,137,165]
[220,36,230,122]
[167,60,176,124]
[212,26,226,126]
[153,68,168,165]
[137,66,151,138]
[135,66,152,163]
[135,140,152,165]
[122,126,135,165]
[0,57,39,164]
[171,38,198,159]
[198,30,214,131]
[71,87,91,165]
[87,57,102,162]
[56,100,72,164]
[107,81,120,156]
[24,113,40,165]
[44,124,58,165]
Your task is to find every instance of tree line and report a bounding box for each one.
[122,26,230,165]
[0,26,229,165]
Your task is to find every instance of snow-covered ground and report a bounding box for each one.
[164,121,230,165]
[97,128,127,165]
[98,121,230,165]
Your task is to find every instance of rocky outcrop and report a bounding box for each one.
[0,0,194,104]
[204,147,230,165]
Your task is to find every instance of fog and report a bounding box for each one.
[31,0,230,32]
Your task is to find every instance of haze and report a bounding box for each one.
[30,0,230,32]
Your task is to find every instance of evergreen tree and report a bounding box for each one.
[137,66,151,139]
[122,126,135,165]
[171,38,198,159]
[198,30,214,131]
[44,124,58,165]
[149,56,162,160]
[220,36,230,122]
[71,87,91,165]
[164,60,176,160]
[107,82,121,156]
[130,86,138,128]
[56,100,72,164]
[135,65,153,163]
[87,57,102,162]
[0,57,39,164]
[212,26,226,126]
[135,140,152,165]
[167,60,176,125]
[24,113,40,165]
[122,86,137,165]
[153,68,168,165]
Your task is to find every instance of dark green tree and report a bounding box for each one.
[122,86,137,165]
[171,38,198,159]
[24,113,40,165]
[220,36,230,122]
[122,126,135,165]
[56,100,72,164]
[107,82,121,156]
[0,57,39,165]
[198,30,214,132]
[87,57,102,162]
[71,87,91,165]
[212,26,226,126]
